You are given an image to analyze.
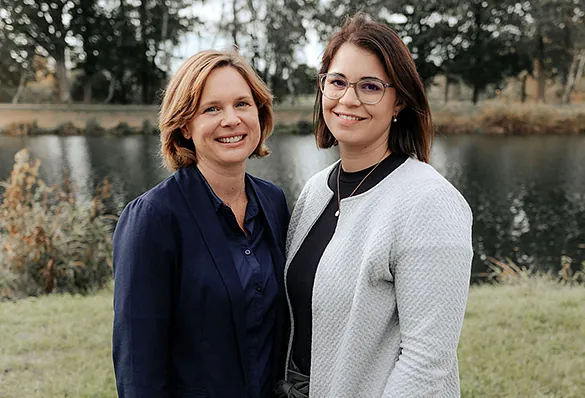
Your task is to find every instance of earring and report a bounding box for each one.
[393,115,398,122]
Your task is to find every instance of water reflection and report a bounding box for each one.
[248,134,338,208]
[1,133,584,276]
[64,137,91,205]
[25,135,66,185]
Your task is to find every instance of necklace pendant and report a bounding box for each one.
[334,209,340,217]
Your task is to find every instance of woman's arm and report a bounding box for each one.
[112,198,175,398]
[384,184,473,397]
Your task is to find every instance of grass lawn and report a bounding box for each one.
[459,279,585,397]
[1,280,584,397]
[0,287,116,398]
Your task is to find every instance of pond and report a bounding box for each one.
[1,133,584,278]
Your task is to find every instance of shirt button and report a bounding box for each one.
[244,249,251,256]
[255,284,262,292]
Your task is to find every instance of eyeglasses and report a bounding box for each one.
[318,73,394,105]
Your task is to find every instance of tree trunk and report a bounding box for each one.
[562,50,585,104]
[160,0,172,77]
[444,73,450,103]
[104,72,116,104]
[139,0,150,104]
[574,54,585,94]
[520,74,528,103]
[472,84,480,104]
[83,74,94,104]
[536,32,546,103]
[54,50,71,104]
[12,70,27,104]
[231,0,239,48]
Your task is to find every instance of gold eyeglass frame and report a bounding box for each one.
[318,73,395,105]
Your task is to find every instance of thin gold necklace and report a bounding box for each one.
[335,150,389,217]
[223,185,246,209]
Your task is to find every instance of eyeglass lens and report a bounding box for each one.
[320,74,385,104]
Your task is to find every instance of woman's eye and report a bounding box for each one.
[360,82,382,92]
[236,101,250,107]
[330,79,347,88]
[204,106,219,113]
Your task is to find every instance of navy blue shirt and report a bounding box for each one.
[199,169,278,398]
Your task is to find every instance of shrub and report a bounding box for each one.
[485,255,585,286]
[0,149,115,299]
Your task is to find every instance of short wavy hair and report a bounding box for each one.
[159,50,274,171]
[315,12,434,163]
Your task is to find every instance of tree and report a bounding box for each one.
[446,1,532,103]
[0,15,37,103]
[0,0,78,103]
[69,0,199,104]
[70,0,110,103]
[132,0,198,103]
[562,50,585,103]
[213,0,319,101]
[521,0,584,102]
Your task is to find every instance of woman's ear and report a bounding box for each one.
[181,127,191,140]
[394,99,406,115]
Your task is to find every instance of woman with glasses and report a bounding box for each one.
[277,12,473,398]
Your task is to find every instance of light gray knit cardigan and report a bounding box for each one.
[284,157,473,398]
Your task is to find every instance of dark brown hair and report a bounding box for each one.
[314,12,433,163]
[159,50,274,171]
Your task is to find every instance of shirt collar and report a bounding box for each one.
[196,165,260,219]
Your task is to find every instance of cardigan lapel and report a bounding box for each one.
[173,166,250,387]
[285,162,336,268]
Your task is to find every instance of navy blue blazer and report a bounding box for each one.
[112,165,290,398]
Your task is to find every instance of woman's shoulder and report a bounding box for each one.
[393,158,463,195]
[122,174,178,218]
[386,157,471,217]
[247,174,286,199]
[304,160,339,191]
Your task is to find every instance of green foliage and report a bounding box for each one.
[314,0,583,102]
[0,0,75,103]
[0,0,582,104]
[68,0,200,104]
[0,0,199,104]
[0,150,115,299]
[213,0,319,101]
[446,0,533,103]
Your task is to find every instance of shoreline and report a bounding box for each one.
[1,102,584,136]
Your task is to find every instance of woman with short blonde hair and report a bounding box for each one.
[159,50,274,171]
[113,49,289,398]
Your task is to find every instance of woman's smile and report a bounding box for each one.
[333,111,367,126]
[216,133,248,144]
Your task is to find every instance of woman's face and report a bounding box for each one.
[323,42,400,155]
[186,66,261,171]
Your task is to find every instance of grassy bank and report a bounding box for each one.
[432,101,585,135]
[1,102,585,136]
[0,103,314,136]
[1,279,584,397]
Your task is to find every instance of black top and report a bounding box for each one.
[286,153,408,375]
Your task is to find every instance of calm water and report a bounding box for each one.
[1,133,584,278]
